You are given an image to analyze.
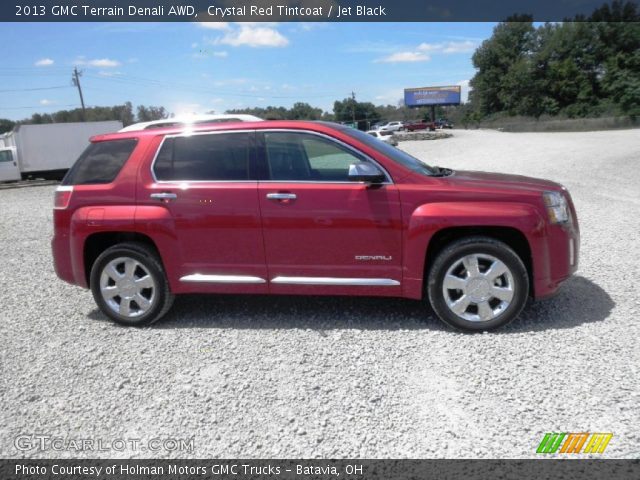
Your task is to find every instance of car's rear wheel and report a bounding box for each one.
[427,236,529,332]
[90,242,174,326]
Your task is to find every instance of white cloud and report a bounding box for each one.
[88,58,121,67]
[376,52,430,63]
[97,70,122,77]
[214,24,289,48]
[418,40,477,54]
[35,58,54,67]
[191,50,228,59]
[75,57,121,68]
[212,78,248,87]
[39,99,53,105]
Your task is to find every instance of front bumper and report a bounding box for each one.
[533,222,580,299]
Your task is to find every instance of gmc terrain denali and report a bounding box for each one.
[52,121,579,331]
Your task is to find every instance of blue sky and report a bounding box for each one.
[0,22,496,120]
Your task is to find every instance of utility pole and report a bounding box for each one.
[72,67,86,120]
[350,91,356,126]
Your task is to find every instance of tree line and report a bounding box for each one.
[0,103,170,134]
[469,1,639,119]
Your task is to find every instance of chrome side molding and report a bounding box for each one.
[180,274,266,284]
[180,274,400,286]
[270,276,400,286]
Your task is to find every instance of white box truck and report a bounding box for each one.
[0,121,123,182]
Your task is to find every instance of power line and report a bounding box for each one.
[0,85,71,93]
[1,104,79,110]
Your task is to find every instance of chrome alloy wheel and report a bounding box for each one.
[99,257,156,318]
[442,253,515,322]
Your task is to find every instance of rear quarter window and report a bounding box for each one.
[62,138,138,185]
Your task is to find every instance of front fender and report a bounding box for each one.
[402,202,546,299]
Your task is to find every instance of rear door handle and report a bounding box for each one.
[266,193,297,201]
[150,192,177,201]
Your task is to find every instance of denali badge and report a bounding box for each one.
[355,255,393,261]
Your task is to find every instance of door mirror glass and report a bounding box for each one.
[348,162,385,183]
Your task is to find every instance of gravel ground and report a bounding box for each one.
[1,129,639,459]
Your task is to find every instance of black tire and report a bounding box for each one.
[427,236,529,332]
[90,242,174,326]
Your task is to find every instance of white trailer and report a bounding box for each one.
[0,121,123,182]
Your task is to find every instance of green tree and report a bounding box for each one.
[136,105,169,123]
[0,119,16,134]
[468,2,639,119]
[288,102,323,120]
[333,98,380,129]
[470,15,536,116]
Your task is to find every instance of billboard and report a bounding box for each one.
[404,85,461,107]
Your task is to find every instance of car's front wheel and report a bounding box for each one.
[427,236,529,332]
[90,242,174,326]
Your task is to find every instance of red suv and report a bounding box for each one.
[405,120,436,132]
[52,121,579,331]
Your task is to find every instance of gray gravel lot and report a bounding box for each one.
[1,129,639,459]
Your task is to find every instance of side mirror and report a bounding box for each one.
[348,162,386,183]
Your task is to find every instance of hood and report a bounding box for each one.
[443,169,563,193]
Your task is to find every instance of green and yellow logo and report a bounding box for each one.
[537,432,612,454]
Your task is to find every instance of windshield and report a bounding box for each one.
[339,126,436,176]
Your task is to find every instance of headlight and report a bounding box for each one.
[543,191,569,224]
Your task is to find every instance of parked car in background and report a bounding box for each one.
[52,120,580,332]
[436,119,454,129]
[405,120,437,132]
[119,114,263,132]
[367,130,398,146]
[378,121,404,132]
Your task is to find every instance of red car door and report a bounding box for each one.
[137,130,268,293]
[257,130,403,296]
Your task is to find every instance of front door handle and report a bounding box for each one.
[266,193,297,201]
[150,192,177,202]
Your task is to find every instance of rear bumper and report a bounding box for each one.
[51,232,75,285]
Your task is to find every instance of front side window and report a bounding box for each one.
[62,139,137,185]
[0,150,13,163]
[264,132,365,182]
[154,132,252,181]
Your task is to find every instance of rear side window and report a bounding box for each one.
[153,132,252,181]
[62,139,137,185]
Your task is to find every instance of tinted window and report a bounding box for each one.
[154,133,251,181]
[62,139,137,185]
[264,132,364,181]
[0,150,13,163]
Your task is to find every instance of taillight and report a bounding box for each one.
[54,185,73,209]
